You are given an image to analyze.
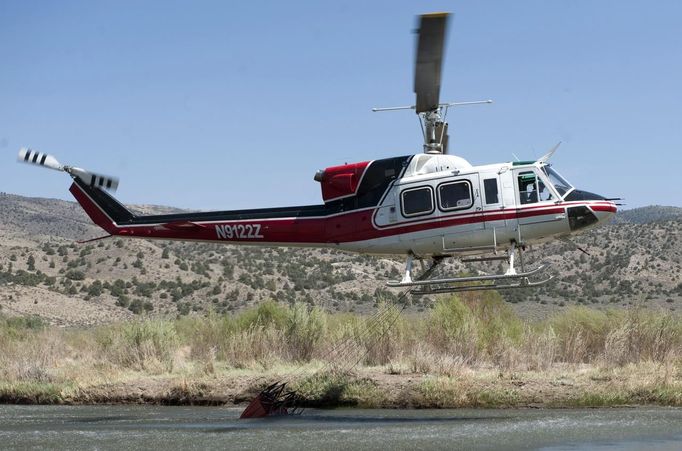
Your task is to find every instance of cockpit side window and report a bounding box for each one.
[518,171,539,204]
[518,170,556,204]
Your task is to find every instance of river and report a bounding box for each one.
[0,405,680,450]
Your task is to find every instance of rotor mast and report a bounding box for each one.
[414,13,449,154]
[372,12,492,155]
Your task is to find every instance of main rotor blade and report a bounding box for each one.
[414,12,450,113]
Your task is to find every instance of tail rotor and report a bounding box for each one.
[17,147,119,192]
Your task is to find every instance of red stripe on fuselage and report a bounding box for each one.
[590,204,617,213]
[113,205,570,244]
[70,181,613,246]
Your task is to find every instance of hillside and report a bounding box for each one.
[614,205,682,224]
[0,192,680,325]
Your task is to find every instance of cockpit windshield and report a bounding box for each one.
[541,165,573,197]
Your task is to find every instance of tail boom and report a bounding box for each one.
[69,178,333,247]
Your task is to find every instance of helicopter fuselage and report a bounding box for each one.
[69,153,616,257]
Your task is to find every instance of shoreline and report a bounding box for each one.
[1,363,680,409]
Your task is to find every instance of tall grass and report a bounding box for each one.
[0,296,680,387]
[97,320,178,373]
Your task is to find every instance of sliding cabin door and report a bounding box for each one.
[439,174,486,252]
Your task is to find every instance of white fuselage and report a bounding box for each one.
[337,155,616,256]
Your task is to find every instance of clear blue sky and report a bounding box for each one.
[2,1,681,210]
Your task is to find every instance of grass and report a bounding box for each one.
[0,381,75,404]
[0,295,680,407]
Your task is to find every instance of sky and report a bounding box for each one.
[1,0,681,210]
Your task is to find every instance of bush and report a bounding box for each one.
[65,270,85,281]
[548,307,612,362]
[128,299,144,314]
[0,314,45,334]
[286,303,326,361]
[424,293,526,366]
[427,296,479,361]
[87,281,103,297]
[99,320,178,373]
[27,255,35,271]
[236,300,289,330]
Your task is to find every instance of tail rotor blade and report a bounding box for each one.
[69,168,119,192]
[17,148,63,171]
[17,147,119,192]
[414,12,450,113]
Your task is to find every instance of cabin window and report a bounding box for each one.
[483,178,499,204]
[438,181,473,211]
[401,186,434,217]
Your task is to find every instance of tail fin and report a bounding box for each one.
[69,177,134,235]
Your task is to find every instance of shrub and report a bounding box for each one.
[286,303,326,361]
[236,300,289,330]
[548,307,612,362]
[65,270,85,281]
[99,320,178,373]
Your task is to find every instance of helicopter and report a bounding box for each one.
[17,12,617,294]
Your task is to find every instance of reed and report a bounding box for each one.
[0,297,680,406]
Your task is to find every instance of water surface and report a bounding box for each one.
[0,405,680,450]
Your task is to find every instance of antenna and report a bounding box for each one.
[371,99,492,112]
[372,100,493,154]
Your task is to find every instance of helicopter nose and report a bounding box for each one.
[564,189,618,222]
[565,190,617,231]
[591,201,617,223]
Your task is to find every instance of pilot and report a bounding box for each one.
[521,180,538,204]
[526,185,538,203]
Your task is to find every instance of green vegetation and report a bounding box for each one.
[294,373,384,407]
[0,268,54,287]
[0,297,680,407]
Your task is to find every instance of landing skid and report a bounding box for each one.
[407,274,553,295]
[387,242,552,294]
